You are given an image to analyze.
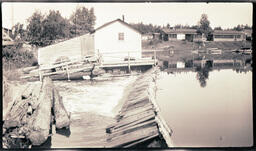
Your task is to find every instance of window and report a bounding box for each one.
[214,35,234,39]
[169,34,177,38]
[118,33,124,40]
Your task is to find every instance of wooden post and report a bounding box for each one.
[154,49,156,66]
[66,64,70,81]
[128,52,131,73]
[39,67,42,82]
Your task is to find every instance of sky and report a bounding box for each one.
[1,2,253,30]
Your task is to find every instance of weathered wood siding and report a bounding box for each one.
[38,34,94,65]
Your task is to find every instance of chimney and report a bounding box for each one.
[122,15,125,22]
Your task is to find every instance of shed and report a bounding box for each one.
[38,19,142,65]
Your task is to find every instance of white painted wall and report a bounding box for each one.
[177,34,185,40]
[94,21,142,62]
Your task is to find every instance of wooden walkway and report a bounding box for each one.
[21,58,156,81]
[105,68,172,148]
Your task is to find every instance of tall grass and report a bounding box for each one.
[2,45,38,81]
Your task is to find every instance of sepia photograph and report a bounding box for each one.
[2,2,253,149]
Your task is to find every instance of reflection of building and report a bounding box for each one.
[161,28,202,42]
[39,18,142,65]
[212,30,244,41]
[2,27,15,47]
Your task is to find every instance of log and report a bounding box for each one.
[53,87,70,129]
[3,98,29,129]
[30,82,42,110]
[27,77,53,146]
[22,83,36,99]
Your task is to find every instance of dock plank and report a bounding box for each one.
[107,125,159,148]
[113,109,155,130]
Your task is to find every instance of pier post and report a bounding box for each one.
[66,64,70,81]
[128,52,131,73]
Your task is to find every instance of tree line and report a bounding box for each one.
[130,14,252,40]
[10,7,96,47]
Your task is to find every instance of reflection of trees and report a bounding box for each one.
[195,64,212,87]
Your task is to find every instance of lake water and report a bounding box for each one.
[156,68,253,147]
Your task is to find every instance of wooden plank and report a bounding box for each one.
[123,133,159,148]
[119,103,153,118]
[107,125,159,148]
[125,102,152,114]
[113,109,155,130]
[124,97,149,111]
[110,118,156,136]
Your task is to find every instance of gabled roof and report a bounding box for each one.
[213,30,243,35]
[162,28,198,34]
[91,19,141,34]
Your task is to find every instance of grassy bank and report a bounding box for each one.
[142,40,252,62]
[2,45,38,81]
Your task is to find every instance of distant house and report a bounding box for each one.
[160,28,202,42]
[152,33,161,40]
[2,27,15,47]
[142,33,153,41]
[212,30,244,41]
[243,29,252,41]
[38,19,142,65]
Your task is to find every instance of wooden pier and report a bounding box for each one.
[21,57,156,81]
[105,68,173,148]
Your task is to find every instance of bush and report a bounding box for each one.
[2,45,37,70]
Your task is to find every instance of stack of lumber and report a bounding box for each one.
[21,60,94,81]
[2,77,70,148]
[105,68,173,148]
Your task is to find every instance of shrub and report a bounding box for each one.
[2,45,37,70]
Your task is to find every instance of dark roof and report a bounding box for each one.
[213,30,244,35]
[2,27,12,32]
[162,28,198,34]
[91,19,141,34]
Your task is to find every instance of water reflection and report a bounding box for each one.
[156,69,253,147]
[195,63,212,87]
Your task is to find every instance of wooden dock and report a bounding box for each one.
[105,67,173,148]
[21,57,156,81]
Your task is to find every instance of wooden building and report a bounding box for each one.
[160,28,202,42]
[212,30,244,41]
[38,19,142,65]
